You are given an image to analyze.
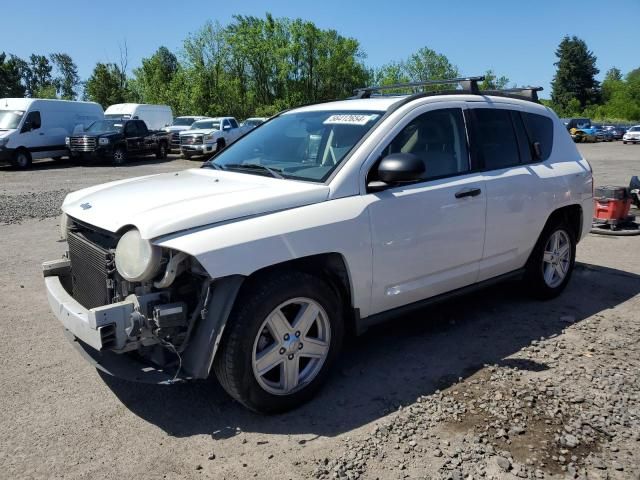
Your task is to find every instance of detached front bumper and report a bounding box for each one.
[43,258,181,384]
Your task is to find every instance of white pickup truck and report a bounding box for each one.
[43,77,593,413]
[179,117,249,159]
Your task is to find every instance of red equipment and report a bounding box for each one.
[593,186,632,229]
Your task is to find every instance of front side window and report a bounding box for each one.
[229,118,239,128]
[24,111,41,130]
[379,108,470,180]
[472,108,520,170]
[208,110,382,182]
[0,110,24,129]
[125,122,138,136]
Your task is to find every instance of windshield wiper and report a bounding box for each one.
[202,161,225,171]
[223,163,285,179]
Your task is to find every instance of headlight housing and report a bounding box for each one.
[1,137,10,146]
[115,228,162,282]
[99,137,110,145]
[204,134,214,141]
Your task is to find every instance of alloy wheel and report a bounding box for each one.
[252,297,331,396]
[542,230,571,288]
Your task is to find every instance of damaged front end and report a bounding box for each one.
[43,216,243,384]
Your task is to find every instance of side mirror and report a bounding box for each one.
[377,152,425,183]
[223,125,231,131]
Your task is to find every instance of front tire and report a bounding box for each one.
[112,147,127,166]
[12,149,32,169]
[524,220,576,299]
[156,142,168,159]
[214,271,344,414]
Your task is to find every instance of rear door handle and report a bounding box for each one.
[455,187,482,199]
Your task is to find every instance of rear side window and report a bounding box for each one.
[522,113,554,161]
[472,109,520,170]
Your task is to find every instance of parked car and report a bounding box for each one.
[66,118,170,165]
[179,117,249,159]
[104,103,173,131]
[44,78,593,413]
[241,117,268,130]
[164,116,210,151]
[608,126,627,140]
[0,98,103,169]
[570,126,597,143]
[623,126,640,144]
[593,125,614,142]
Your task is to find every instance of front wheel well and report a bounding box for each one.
[240,253,356,335]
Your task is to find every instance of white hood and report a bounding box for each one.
[180,128,218,136]
[62,169,330,239]
[165,125,192,133]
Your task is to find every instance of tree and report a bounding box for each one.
[25,54,54,97]
[404,47,458,83]
[550,36,600,114]
[0,53,26,97]
[50,53,79,100]
[84,63,129,107]
[131,47,179,106]
[480,69,510,90]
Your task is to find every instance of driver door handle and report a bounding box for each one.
[455,187,482,199]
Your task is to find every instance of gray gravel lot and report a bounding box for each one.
[0,144,638,479]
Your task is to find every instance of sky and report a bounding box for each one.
[3,0,639,98]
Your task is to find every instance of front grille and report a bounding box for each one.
[171,132,181,147]
[181,135,203,145]
[70,136,97,152]
[67,231,113,309]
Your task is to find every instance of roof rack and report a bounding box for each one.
[480,86,543,102]
[354,76,485,98]
[353,77,543,103]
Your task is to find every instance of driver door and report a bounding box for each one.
[124,122,141,153]
[365,104,487,315]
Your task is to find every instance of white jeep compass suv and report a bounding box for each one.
[43,77,594,413]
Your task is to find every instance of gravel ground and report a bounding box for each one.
[0,143,639,479]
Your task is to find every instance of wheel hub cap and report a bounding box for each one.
[542,230,571,288]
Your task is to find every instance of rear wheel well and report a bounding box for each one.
[240,253,356,335]
[546,204,583,241]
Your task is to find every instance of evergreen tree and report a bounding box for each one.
[0,53,26,97]
[550,36,600,114]
[84,63,129,108]
[50,53,79,100]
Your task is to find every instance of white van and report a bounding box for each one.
[104,104,173,131]
[0,98,103,169]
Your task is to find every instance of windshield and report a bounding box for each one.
[173,117,197,126]
[630,127,640,132]
[191,120,220,130]
[0,110,25,129]
[244,119,264,127]
[207,110,383,182]
[86,120,124,133]
[105,113,130,120]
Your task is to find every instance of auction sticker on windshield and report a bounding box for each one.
[323,114,379,125]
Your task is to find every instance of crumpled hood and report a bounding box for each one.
[62,168,330,239]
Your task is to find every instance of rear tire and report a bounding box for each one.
[214,271,344,414]
[12,149,32,169]
[524,219,576,299]
[112,147,127,166]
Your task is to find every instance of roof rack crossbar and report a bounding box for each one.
[354,76,485,98]
[480,86,544,102]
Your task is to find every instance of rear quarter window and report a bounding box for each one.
[523,113,553,161]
